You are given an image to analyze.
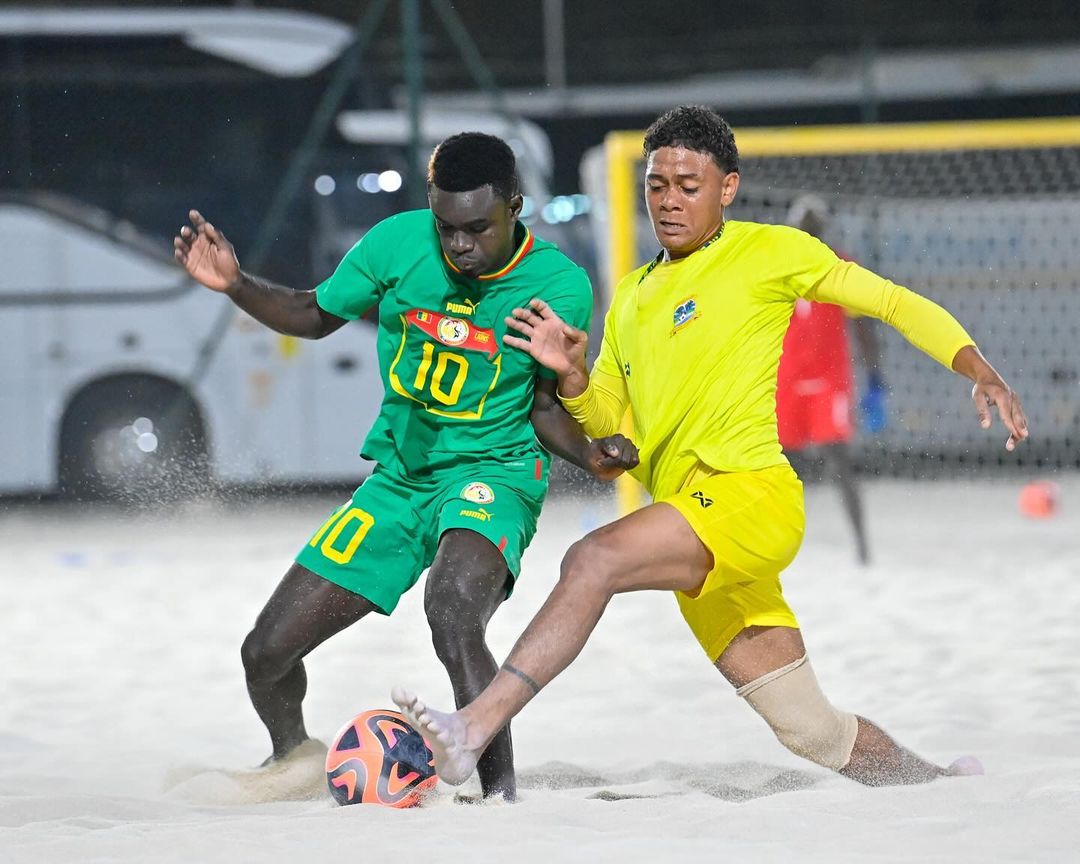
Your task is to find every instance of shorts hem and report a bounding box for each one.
[700,614,801,663]
[294,554,396,616]
[437,522,522,576]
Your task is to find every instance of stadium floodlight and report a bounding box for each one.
[0,6,353,77]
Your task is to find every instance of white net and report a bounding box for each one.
[733,146,1080,474]
[600,138,1080,476]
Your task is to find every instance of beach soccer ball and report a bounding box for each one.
[1018,480,1059,519]
[325,709,438,807]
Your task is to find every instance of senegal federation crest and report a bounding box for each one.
[461,482,495,504]
[438,317,470,346]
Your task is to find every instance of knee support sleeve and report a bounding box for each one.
[736,655,859,771]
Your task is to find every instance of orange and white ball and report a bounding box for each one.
[325,709,438,807]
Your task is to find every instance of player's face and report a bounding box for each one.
[645,146,739,259]
[429,185,523,278]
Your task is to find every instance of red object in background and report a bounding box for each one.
[776,299,855,450]
[1018,480,1060,519]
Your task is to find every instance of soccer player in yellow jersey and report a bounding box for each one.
[395,106,1029,788]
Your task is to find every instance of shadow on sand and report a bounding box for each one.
[518,759,822,802]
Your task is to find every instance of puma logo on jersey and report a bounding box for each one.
[445,298,477,316]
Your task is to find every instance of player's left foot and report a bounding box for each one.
[945,755,984,776]
[392,686,480,786]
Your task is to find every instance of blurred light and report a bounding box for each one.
[543,196,575,224]
[136,432,159,453]
[378,170,403,193]
[132,417,154,435]
[508,138,526,157]
[358,173,381,193]
[314,174,336,196]
[520,195,535,220]
[571,194,591,215]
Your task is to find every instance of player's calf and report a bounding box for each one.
[738,655,974,785]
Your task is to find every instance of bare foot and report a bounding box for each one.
[946,755,984,776]
[392,686,480,786]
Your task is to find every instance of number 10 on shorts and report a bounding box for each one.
[309,504,376,565]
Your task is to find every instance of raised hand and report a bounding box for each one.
[584,434,639,481]
[503,299,588,378]
[173,209,241,293]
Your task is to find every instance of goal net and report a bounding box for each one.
[590,118,1080,480]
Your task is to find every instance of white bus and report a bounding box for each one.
[1,192,383,498]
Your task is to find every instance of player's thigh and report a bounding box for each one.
[432,468,546,603]
[563,501,713,595]
[663,465,806,591]
[248,561,380,658]
[663,465,806,662]
[294,470,430,616]
[424,528,510,627]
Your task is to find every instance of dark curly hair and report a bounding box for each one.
[427,132,519,201]
[643,105,739,174]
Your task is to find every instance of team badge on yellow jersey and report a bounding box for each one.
[672,298,699,334]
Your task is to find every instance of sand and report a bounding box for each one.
[1,476,1077,862]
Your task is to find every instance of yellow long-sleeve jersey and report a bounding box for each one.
[562,220,975,500]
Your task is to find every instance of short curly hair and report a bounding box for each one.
[428,132,519,201]
[643,105,739,174]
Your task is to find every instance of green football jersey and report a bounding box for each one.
[316,209,593,475]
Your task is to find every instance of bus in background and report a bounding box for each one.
[0,192,383,499]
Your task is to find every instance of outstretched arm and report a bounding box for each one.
[811,261,1028,451]
[530,377,638,481]
[174,209,347,340]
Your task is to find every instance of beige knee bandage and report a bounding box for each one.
[736,655,859,771]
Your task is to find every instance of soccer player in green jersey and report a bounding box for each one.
[173,133,638,801]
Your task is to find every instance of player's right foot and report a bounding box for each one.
[946,755,984,776]
[392,686,480,786]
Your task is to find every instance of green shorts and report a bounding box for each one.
[295,456,549,614]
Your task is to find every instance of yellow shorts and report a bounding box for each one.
[662,463,806,662]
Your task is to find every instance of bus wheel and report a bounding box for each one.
[59,377,210,502]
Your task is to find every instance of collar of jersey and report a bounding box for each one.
[638,222,726,284]
[442,223,534,281]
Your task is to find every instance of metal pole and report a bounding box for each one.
[184,0,392,390]
[10,38,32,189]
[428,0,508,114]
[542,0,566,93]
[402,0,426,208]
[428,0,550,200]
